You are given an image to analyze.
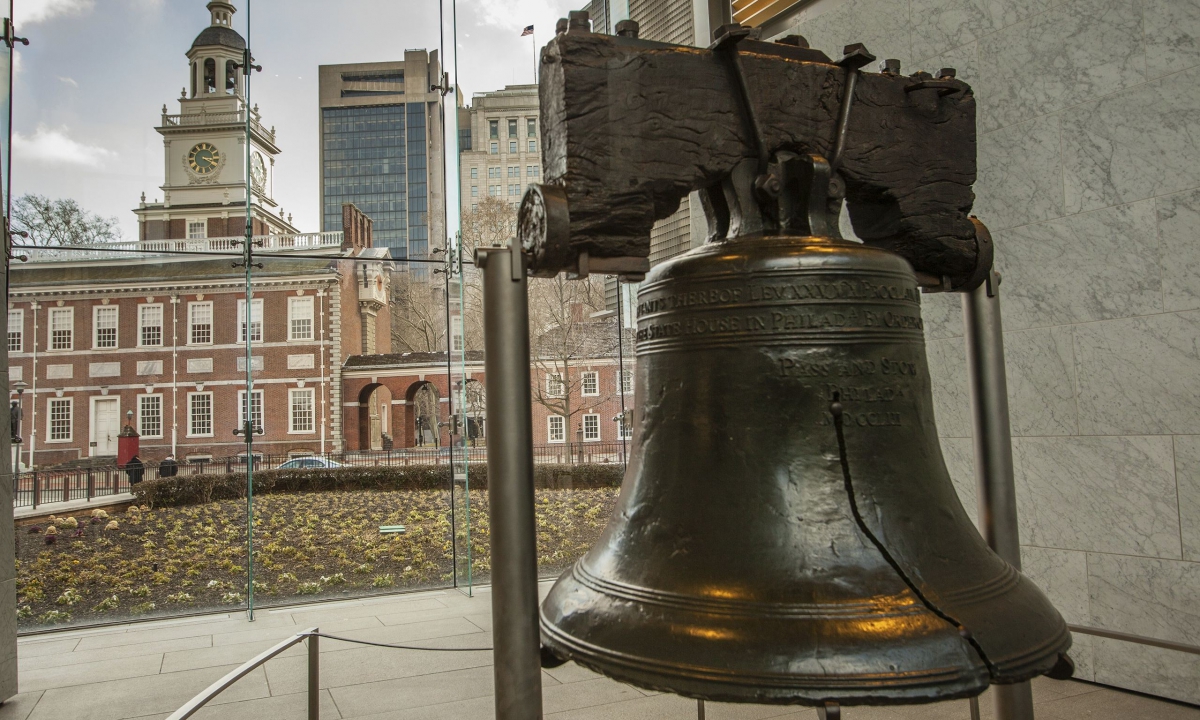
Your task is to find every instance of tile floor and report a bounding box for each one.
[2,582,1196,720]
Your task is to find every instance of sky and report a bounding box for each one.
[8,0,579,241]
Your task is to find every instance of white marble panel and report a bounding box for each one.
[1088,554,1200,643]
[940,436,977,528]
[926,338,972,438]
[1074,312,1200,435]
[1157,189,1200,313]
[44,364,71,380]
[920,291,963,340]
[136,360,162,376]
[1093,636,1200,705]
[789,0,913,68]
[6,367,19,383]
[974,0,1144,133]
[1012,436,1180,558]
[1020,546,1088,625]
[1062,65,1200,214]
[236,356,264,372]
[1176,435,1200,562]
[88,362,119,378]
[974,114,1064,231]
[186,357,212,374]
[287,354,316,370]
[1145,0,1200,80]
[996,200,1161,331]
[1004,326,1077,437]
[1068,631,1095,682]
[910,0,1048,67]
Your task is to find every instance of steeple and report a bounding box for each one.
[208,1,236,27]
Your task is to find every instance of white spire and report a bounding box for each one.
[207,1,236,27]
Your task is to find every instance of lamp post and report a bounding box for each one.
[11,380,26,472]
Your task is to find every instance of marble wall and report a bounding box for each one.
[782,0,1200,705]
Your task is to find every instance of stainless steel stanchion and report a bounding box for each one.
[478,245,544,720]
[962,270,1035,720]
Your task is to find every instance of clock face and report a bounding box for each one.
[250,152,266,190]
[187,142,222,175]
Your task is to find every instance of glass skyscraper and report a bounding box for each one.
[318,55,441,264]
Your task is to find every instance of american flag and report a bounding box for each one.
[521,25,534,36]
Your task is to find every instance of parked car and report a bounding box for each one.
[276,457,345,470]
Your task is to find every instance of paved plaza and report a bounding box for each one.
[1,583,1196,720]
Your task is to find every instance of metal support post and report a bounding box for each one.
[308,632,320,720]
[962,270,1034,720]
[478,245,543,720]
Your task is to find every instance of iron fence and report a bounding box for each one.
[11,442,629,510]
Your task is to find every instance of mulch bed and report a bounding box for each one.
[16,488,618,629]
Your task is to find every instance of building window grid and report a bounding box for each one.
[239,389,265,434]
[188,392,213,437]
[7,309,22,352]
[527,117,536,136]
[48,398,72,441]
[49,307,73,351]
[138,395,163,438]
[528,139,537,152]
[189,302,213,345]
[509,140,517,153]
[527,165,539,177]
[583,413,600,441]
[508,184,521,196]
[139,304,163,347]
[508,166,519,178]
[581,371,599,396]
[238,299,263,343]
[288,297,315,341]
[548,415,565,443]
[489,119,498,139]
[508,119,517,138]
[290,388,315,433]
[620,367,634,394]
[470,167,478,179]
[618,413,633,439]
[93,305,118,349]
[187,221,207,239]
[546,373,565,397]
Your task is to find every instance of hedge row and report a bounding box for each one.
[132,463,625,509]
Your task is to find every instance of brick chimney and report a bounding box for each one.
[340,203,374,254]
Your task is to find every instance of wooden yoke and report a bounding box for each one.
[517,14,990,290]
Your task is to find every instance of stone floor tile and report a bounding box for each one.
[187,688,342,719]
[72,614,292,651]
[26,665,269,720]
[210,614,381,648]
[20,634,210,672]
[0,691,44,720]
[160,635,305,674]
[543,660,602,685]
[20,653,164,692]
[282,596,448,625]
[328,664,495,718]
[1039,684,1200,718]
[14,639,79,659]
[312,617,488,653]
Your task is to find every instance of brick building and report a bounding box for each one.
[8,207,390,468]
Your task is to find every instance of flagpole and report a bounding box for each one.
[532,29,537,84]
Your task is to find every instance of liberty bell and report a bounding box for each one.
[519,18,1070,708]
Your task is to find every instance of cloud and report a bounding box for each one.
[16,0,94,24]
[13,125,116,167]
[57,76,77,87]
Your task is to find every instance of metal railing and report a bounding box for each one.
[167,627,319,720]
[161,109,275,142]
[21,231,344,263]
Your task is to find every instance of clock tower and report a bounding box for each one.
[135,0,299,241]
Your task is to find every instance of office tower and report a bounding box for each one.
[457,84,541,216]
[318,52,446,263]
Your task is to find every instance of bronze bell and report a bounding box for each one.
[539,230,1071,705]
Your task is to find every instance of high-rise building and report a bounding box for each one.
[457,84,541,215]
[318,53,446,262]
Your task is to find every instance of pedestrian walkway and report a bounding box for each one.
[13,493,134,521]
[3,583,1197,720]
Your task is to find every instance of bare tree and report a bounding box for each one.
[528,273,617,462]
[11,194,122,246]
[456,196,516,351]
[390,271,446,353]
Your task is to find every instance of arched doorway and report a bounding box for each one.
[358,383,394,451]
[410,382,440,447]
[463,379,486,446]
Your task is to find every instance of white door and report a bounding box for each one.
[92,398,120,456]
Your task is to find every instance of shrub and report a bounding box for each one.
[133,463,624,509]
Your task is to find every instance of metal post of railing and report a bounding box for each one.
[478,245,543,720]
[308,632,320,720]
[86,467,94,500]
[31,470,37,508]
[962,269,1034,720]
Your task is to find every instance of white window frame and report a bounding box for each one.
[527,165,539,177]
[546,372,565,398]
[509,140,517,153]
[138,394,164,439]
[620,367,634,395]
[507,184,520,196]
[187,221,207,239]
[187,391,214,437]
[618,412,633,439]
[49,307,73,351]
[188,301,213,345]
[289,388,316,434]
[508,166,519,177]
[547,415,565,444]
[470,167,478,179]
[581,371,599,396]
[528,139,537,152]
[93,305,119,349]
[470,186,478,197]
[527,117,536,136]
[238,298,264,343]
[288,296,315,341]
[138,303,163,347]
[489,141,498,154]
[238,389,265,435]
[582,413,600,441]
[47,397,72,442]
[7,309,22,353]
